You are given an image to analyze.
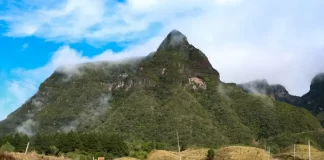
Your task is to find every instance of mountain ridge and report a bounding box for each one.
[238,73,324,126]
[0,30,322,149]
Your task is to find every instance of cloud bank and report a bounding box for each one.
[1,0,324,119]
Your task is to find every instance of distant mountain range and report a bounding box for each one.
[239,73,324,126]
[0,30,322,149]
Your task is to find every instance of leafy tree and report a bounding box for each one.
[107,134,128,157]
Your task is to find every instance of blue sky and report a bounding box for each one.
[0,0,324,120]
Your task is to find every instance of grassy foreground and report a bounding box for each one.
[5,145,324,160]
[1,151,70,160]
[117,146,273,160]
[3,146,272,160]
[274,144,324,160]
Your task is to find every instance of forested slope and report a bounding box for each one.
[0,30,321,149]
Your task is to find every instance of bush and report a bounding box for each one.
[206,149,215,160]
[180,143,187,151]
[0,142,15,152]
[49,145,59,156]
[129,150,148,160]
[65,152,89,160]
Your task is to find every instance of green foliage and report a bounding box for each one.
[0,132,128,159]
[126,140,157,159]
[49,145,59,156]
[239,74,324,128]
[0,32,322,156]
[0,134,29,153]
[65,152,90,160]
[129,150,148,160]
[206,149,215,160]
[317,112,324,126]
[265,131,324,154]
[180,143,187,152]
[0,142,15,152]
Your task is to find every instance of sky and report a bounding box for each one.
[0,0,324,120]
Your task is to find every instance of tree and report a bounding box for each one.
[206,149,215,160]
[0,142,15,152]
[49,145,59,156]
[107,135,128,157]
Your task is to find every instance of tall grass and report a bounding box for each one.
[0,152,16,160]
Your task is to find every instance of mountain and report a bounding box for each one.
[239,73,324,126]
[301,73,324,126]
[0,30,322,148]
[302,73,324,113]
[238,80,302,107]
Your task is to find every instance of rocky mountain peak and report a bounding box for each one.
[142,29,219,81]
[157,29,189,51]
[271,84,289,94]
[311,73,324,85]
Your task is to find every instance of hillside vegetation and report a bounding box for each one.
[265,130,324,153]
[0,30,322,159]
[239,73,324,127]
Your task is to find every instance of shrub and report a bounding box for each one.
[206,149,215,160]
[0,142,15,152]
[180,143,187,151]
[129,150,148,160]
[65,152,89,160]
[49,145,59,156]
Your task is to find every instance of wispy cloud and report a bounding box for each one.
[0,0,241,43]
[0,37,159,120]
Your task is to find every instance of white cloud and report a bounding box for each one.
[1,0,242,42]
[16,119,37,136]
[1,0,324,120]
[215,0,242,5]
[12,35,161,79]
[0,38,159,120]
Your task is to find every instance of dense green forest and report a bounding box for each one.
[239,73,324,127]
[266,130,324,153]
[0,131,180,159]
[0,132,131,159]
[1,131,324,159]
